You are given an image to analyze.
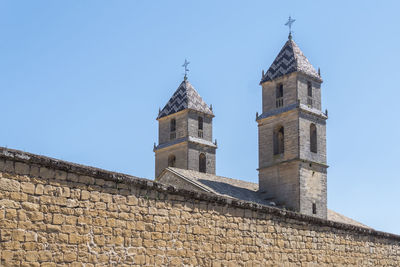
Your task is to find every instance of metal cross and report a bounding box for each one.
[182,59,190,79]
[285,16,296,38]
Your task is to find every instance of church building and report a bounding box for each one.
[155,33,365,226]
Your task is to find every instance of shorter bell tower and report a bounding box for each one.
[154,77,217,178]
[257,35,328,219]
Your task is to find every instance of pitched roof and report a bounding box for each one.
[260,38,321,83]
[165,167,268,205]
[160,167,371,229]
[157,79,213,119]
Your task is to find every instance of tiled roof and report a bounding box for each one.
[166,168,269,205]
[157,79,213,119]
[260,38,321,83]
[161,168,371,228]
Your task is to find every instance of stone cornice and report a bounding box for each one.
[154,136,217,152]
[258,158,329,171]
[257,102,327,124]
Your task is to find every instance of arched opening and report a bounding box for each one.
[310,123,317,153]
[168,154,176,167]
[199,153,206,173]
[170,119,176,132]
[273,126,284,155]
[198,116,203,138]
[307,81,313,97]
[307,81,313,106]
[170,119,176,140]
[276,83,284,108]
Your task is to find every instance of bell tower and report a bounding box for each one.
[257,35,328,219]
[154,76,217,178]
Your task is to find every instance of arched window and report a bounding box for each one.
[170,119,176,132]
[198,117,203,130]
[170,119,176,140]
[168,154,176,167]
[307,81,313,106]
[198,116,203,138]
[307,81,313,97]
[199,153,206,173]
[276,84,284,108]
[273,126,284,155]
[310,123,317,153]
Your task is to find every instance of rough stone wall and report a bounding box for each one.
[155,143,188,178]
[1,148,400,266]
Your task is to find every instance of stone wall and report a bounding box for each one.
[188,143,216,175]
[297,74,322,111]
[187,110,213,142]
[0,147,399,266]
[155,142,188,178]
[261,72,298,113]
[158,111,188,145]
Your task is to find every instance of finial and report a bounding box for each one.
[182,59,190,80]
[256,112,259,120]
[285,16,296,39]
[210,104,213,111]
[153,142,156,150]
[318,67,321,76]
[325,109,328,117]
[262,70,265,78]
[214,139,218,146]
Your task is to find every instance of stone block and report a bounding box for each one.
[35,184,44,195]
[0,178,20,192]
[15,162,30,175]
[54,170,67,181]
[0,199,20,208]
[4,160,14,173]
[39,167,54,179]
[0,159,5,171]
[21,182,35,194]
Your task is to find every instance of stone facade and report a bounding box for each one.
[0,148,399,266]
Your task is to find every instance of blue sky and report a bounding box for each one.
[1,1,399,234]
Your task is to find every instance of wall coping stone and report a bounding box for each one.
[1,146,400,243]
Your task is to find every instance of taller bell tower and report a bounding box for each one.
[257,35,328,219]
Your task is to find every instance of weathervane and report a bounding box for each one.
[285,16,296,39]
[182,59,190,80]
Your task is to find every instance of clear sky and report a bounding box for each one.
[1,1,399,235]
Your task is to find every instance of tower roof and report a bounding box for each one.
[260,38,321,84]
[157,79,213,119]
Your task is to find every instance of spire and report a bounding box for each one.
[285,16,295,40]
[260,38,321,84]
[182,59,190,80]
[157,79,213,119]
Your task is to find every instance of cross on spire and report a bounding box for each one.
[182,59,190,80]
[285,16,296,39]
